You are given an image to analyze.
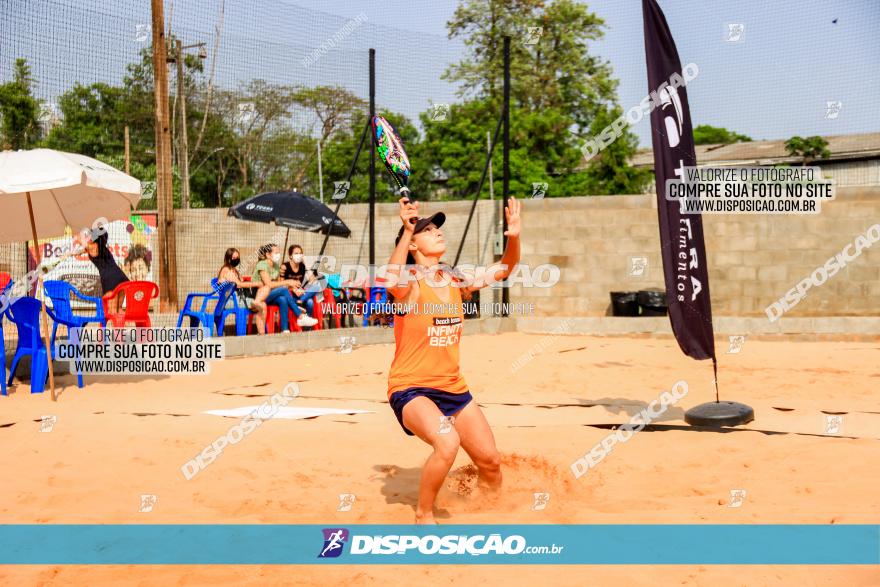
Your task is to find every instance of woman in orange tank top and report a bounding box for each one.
[385,195,522,525]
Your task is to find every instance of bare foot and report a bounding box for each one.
[414,512,438,525]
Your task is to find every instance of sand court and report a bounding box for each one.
[0,331,876,584]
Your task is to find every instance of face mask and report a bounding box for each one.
[272,253,282,263]
[230,258,240,267]
[292,254,303,263]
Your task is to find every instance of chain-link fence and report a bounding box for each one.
[1,0,502,323]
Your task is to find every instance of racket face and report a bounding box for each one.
[372,116,411,189]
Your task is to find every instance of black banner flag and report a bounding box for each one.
[642,0,716,362]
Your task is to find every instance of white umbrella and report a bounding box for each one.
[0,149,141,241]
[0,149,142,400]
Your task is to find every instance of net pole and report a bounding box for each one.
[453,111,503,267]
[368,48,376,283]
[312,119,370,269]
[501,35,511,315]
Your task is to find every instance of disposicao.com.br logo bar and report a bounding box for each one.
[0,525,875,564]
[318,527,563,559]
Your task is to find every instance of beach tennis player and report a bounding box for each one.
[385,196,522,524]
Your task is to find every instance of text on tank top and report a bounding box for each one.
[386,275,468,398]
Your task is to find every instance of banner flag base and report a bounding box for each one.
[685,401,755,427]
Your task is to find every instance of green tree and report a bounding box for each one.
[96,153,171,211]
[200,84,367,203]
[124,43,233,208]
[44,83,127,156]
[42,43,245,209]
[188,113,241,207]
[314,109,421,204]
[416,99,583,199]
[288,86,366,191]
[212,80,299,200]
[415,100,495,198]
[0,58,41,150]
[445,0,615,128]
[419,0,643,197]
[785,135,830,166]
[693,124,751,145]
[45,47,159,176]
[118,47,162,167]
[581,105,651,194]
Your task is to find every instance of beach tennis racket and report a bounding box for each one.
[372,115,415,222]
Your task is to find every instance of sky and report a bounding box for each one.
[278,0,880,146]
[3,0,878,147]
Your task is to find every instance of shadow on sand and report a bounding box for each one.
[371,464,453,520]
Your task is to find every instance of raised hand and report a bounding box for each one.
[503,196,521,238]
[399,196,419,232]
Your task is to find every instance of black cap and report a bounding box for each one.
[394,211,446,265]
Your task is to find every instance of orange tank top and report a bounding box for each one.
[387,275,468,398]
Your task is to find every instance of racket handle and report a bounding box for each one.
[400,187,416,223]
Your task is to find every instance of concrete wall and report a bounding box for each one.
[511,186,879,316]
[171,186,879,317]
[172,198,501,309]
[821,159,880,187]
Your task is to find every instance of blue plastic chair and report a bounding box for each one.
[176,285,220,336]
[325,273,339,291]
[362,286,392,327]
[322,273,349,328]
[0,274,12,396]
[45,304,84,389]
[6,297,50,394]
[44,280,106,352]
[325,273,347,301]
[0,304,6,396]
[210,278,248,336]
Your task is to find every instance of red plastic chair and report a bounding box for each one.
[284,308,305,333]
[102,281,159,327]
[247,308,267,334]
[318,287,343,329]
[309,291,325,331]
[258,306,280,334]
[285,286,331,331]
[247,305,302,334]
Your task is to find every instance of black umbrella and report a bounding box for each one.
[228,191,351,238]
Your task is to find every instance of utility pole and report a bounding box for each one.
[151,0,177,311]
[172,39,206,209]
[176,39,190,209]
[124,125,130,175]
[317,141,324,203]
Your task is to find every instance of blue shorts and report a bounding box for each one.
[389,387,473,436]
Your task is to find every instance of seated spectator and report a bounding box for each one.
[253,243,318,332]
[76,230,129,314]
[124,244,152,282]
[217,247,268,335]
[86,231,129,295]
[280,244,323,316]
